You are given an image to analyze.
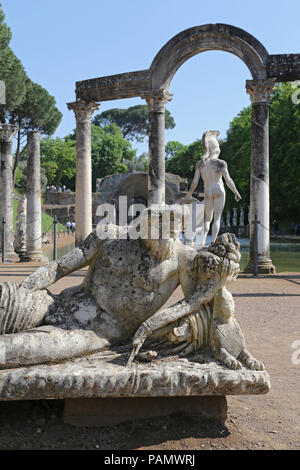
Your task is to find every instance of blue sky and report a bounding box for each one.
[2,0,300,155]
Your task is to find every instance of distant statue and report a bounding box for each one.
[226,210,231,228]
[239,207,245,227]
[232,208,238,227]
[188,130,241,245]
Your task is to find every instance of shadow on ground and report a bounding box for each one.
[0,400,229,450]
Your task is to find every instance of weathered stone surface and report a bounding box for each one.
[76,70,152,102]
[26,131,47,262]
[0,206,266,375]
[0,325,108,369]
[245,80,276,274]
[267,54,300,81]
[0,348,270,401]
[67,101,100,245]
[143,89,173,205]
[0,125,18,257]
[14,196,27,260]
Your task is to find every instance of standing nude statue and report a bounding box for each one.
[188,130,241,246]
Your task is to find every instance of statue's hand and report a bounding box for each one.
[126,322,152,367]
[235,192,241,202]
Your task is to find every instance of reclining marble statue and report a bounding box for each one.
[0,205,264,373]
[188,130,241,246]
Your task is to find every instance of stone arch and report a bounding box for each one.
[150,24,269,90]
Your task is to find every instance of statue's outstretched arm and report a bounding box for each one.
[222,163,241,202]
[126,279,219,366]
[188,162,201,196]
[21,232,102,292]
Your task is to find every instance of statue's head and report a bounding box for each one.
[202,130,221,160]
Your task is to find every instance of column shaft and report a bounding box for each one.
[245,79,276,274]
[26,131,46,261]
[0,125,18,257]
[143,89,173,206]
[67,101,100,245]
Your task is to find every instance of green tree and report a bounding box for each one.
[125,152,148,172]
[66,123,136,190]
[39,136,76,189]
[90,124,136,188]
[9,77,62,180]
[0,48,26,119]
[165,141,187,159]
[221,106,252,213]
[0,3,11,55]
[93,105,175,142]
[166,139,204,179]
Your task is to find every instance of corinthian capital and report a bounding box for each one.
[0,124,18,142]
[142,88,173,113]
[67,100,100,122]
[246,79,276,104]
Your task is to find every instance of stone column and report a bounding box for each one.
[0,124,18,258]
[142,89,173,206]
[26,131,47,262]
[244,79,276,274]
[67,100,100,245]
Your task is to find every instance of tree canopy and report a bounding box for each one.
[65,123,136,190]
[166,139,204,180]
[0,3,11,56]
[93,105,175,142]
[0,3,62,181]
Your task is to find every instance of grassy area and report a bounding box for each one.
[13,199,65,234]
[240,249,300,273]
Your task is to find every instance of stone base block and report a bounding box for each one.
[5,251,19,260]
[25,251,48,262]
[244,259,276,275]
[0,348,270,404]
[63,395,227,427]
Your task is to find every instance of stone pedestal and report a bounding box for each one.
[26,131,47,262]
[64,396,227,427]
[0,348,270,431]
[143,89,173,206]
[67,100,100,246]
[244,79,276,275]
[0,125,18,258]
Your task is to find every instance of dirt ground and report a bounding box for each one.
[0,263,299,450]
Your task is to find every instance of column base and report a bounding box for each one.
[63,396,227,427]
[25,251,48,263]
[5,250,19,259]
[244,258,276,275]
